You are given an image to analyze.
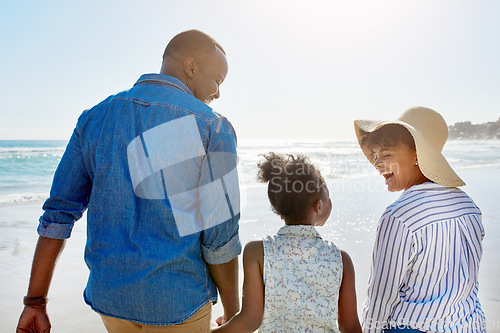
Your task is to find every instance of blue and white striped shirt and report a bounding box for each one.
[362,183,486,333]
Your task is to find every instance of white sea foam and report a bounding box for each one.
[0,146,64,153]
[0,192,48,205]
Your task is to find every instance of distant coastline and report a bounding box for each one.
[449,117,500,140]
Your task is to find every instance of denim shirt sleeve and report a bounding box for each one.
[38,125,92,239]
[200,117,241,264]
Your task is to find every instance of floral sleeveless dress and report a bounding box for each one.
[259,225,343,333]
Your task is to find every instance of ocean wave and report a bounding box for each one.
[0,146,65,153]
[238,141,363,158]
[0,148,64,160]
[0,193,48,205]
[453,162,500,171]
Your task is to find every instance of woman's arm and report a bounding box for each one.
[338,250,362,333]
[212,240,265,333]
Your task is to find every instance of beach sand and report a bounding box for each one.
[1,167,499,332]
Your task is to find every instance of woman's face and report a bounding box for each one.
[372,144,423,192]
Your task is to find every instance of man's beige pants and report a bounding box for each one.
[100,303,212,333]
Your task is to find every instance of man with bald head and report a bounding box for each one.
[17,30,240,332]
[161,30,228,105]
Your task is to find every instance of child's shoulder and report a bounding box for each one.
[243,240,264,259]
[244,239,264,251]
[339,249,353,265]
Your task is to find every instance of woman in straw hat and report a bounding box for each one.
[354,107,486,333]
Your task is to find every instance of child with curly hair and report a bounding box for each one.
[213,152,361,333]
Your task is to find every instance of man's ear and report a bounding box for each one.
[184,57,197,78]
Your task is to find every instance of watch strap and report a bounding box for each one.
[23,296,48,306]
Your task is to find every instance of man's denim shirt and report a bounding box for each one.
[38,74,241,325]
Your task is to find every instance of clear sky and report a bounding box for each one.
[1,0,499,140]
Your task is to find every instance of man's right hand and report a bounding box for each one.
[16,305,51,333]
[17,236,65,332]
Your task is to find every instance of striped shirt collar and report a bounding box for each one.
[403,181,457,193]
[405,181,442,192]
[390,182,461,212]
[400,182,459,199]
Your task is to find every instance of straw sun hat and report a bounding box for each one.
[354,106,465,187]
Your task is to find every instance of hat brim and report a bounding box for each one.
[354,119,465,187]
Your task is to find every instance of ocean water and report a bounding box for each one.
[1,139,499,205]
[0,140,67,204]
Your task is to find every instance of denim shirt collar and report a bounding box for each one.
[277,225,322,239]
[134,74,195,97]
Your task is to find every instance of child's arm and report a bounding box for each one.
[208,257,240,324]
[212,240,265,333]
[338,250,362,333]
